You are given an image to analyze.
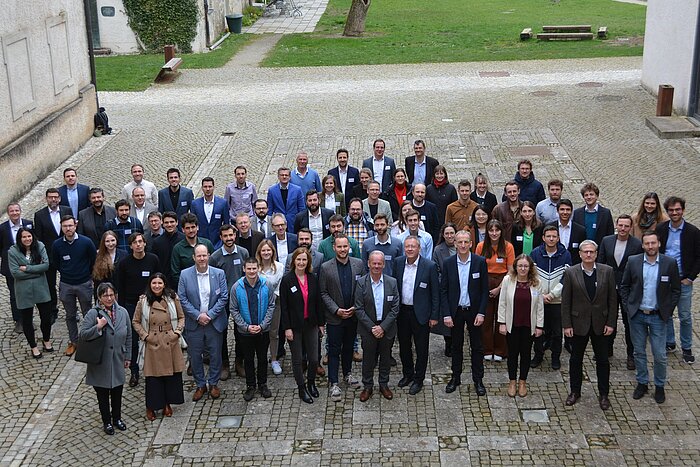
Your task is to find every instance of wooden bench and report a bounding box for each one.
[520,28,533,40]
[155,57,183,82]
[537,32,594,41]
[542,24,591,33]
[597,26,608,38]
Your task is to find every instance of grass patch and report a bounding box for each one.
[95,33,251,91]
[263,0,646,67]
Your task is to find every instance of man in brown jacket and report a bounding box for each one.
[445,180,478,232]
[561,239,617,411]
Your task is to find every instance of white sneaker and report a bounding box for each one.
[493,355,503,362]
[330,383,342,402]
[344,373,362,389]
[271,360,282,375]
[484,355,493,361]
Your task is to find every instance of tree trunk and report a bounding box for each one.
[343,0,371,37]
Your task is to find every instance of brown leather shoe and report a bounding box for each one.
[359,388,373,402]
[220,362,231,381]
[163,404,173,417]
[209,385,221,399]
[565,392,580,406]
[316,365,326,377]
[379,386,393,400]
[192,386,207,402]
[507,380,517,397]
[518,380,527,398]
[146,408,156,421]
[64,342,77,357]
[235,359,245,378]
[599,395,611,411]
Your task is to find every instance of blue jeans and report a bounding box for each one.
[187,324,223,388]
[666,283,693,350]
[630,312,667,387]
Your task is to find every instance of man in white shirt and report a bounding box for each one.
[122,164,158,206]
[398,210,433,260]
[130,186,157,226]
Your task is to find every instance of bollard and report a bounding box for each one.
[656,84,674,116]
[164,45,175,63]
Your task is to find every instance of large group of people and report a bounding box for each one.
[0,142,698,435]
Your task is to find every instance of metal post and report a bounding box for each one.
[656,85,674,116]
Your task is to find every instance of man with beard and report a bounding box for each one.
[251,199,272,237]
[318,215,361,262]
[293,190,333,250]
[345,198,375,253]
[536,179,564,225]
[285,228,323,275]
[170,213,214,287]
[411,183,439,243]
[78,188,117,248]
[362,213,403,276]
[492,181,523,241]
[152,212,185,286]
[105,199,144,253]
[328,149,360,208]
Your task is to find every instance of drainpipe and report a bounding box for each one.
[689,4,700,118]
[82,0,100,108]
[204,0,211,47]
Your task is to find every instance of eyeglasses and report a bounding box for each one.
[272,223,286,228]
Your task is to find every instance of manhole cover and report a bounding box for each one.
[530,91,558,97]
[522,409,549,423]
[216,416,242,428]
[577,81,604,88]
[479,71,511,77]
[595,95,624,102]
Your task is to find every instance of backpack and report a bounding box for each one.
[94,107,112,135]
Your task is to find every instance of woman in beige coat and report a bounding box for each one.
[133,273,185,421]
[497,254,544,398]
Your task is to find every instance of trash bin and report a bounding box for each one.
[226,14,244,34]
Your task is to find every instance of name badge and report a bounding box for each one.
[349,248,354,254]
[516,235,523,241]
[660,275,669,282]
[572,243,579,248]
[419,282,427,289]
[62,255,71,261]
[384,166,391,171]
[180,201,188,206]
[355,274,362,280]
[402,196,407,201]
[325,224,330,230]
[233,259,241,265]
[215,288,220,295]
[290,286,298,293]
[214,214,221,219]
[385,255,392,261]
[387,295,394,301]
[472,272,480,279]
[141,271,150,277]
[26,223,32,229]
[592,223,597,229]
[348,178,355,182]
[420,215,426,220]
[496,258,504,263]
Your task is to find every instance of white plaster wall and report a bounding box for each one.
[1,0,93,147]
[641,0,700,115]
[96,0,140,54]
[191,0,228,53]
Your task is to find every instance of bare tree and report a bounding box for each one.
[343,0,371,37]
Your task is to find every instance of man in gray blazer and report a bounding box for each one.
[77,188,117,248]
[129,186,157,226]
[620,231,681,404]
[354,251,400,402]
[178,244,228,402]
[561,240,617,411]
[319,234,365,402]
[362,181,393,224]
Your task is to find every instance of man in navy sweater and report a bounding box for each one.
[52,215,96,356]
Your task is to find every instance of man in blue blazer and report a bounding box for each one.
[393,236,440,395]
[57,168,90,218]
[441,230,489,396]
[191,177,229,249]
[328,149,360,208]
[361,139,396,192]
[178,245,228,401]
[266,168,305,233]
[0,203,33,332]
[157,168,194,218]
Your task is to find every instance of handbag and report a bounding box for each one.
[74,314,106,364]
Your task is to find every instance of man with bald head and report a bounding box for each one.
[411,183,440,243]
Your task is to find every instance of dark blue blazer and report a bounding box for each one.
[293,208,334,239]
[393,256,440,324]
[157,186,194,218]
[33,206,72,266]
[266,184,305,233]
[191,196,229,249]
[328,165,361,207]
[58,184,90,214]
[268,233,298,262]
[440,253,489,318]
[0,218,33,276]
[362,156,396,192]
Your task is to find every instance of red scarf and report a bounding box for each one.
[433,177,448,188]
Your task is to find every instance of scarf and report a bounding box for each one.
[433,177,448,188]
[639,212,656,229]
[137,296,187,369]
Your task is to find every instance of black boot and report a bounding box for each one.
[298,385,313,404]
[306,381,319,398]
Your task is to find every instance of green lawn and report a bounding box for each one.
[263,0,646,67]
[95,33,251,92]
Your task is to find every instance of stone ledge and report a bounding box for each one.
[645,116,700,139]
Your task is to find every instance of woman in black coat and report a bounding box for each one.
[280,248,325,404]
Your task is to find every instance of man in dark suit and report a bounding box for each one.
[441,230,490,396]
[572,182,615,245]
[293,190,333,249]
[411,184,440,243]
[328,149,360,208]
[78,188,117,248]
[361,139,396,192]
[393,236,440,395]
[598,215,643,369]
[266,167,305,233]
[57,168,90,218]
[157,168,194,218]
[151,212,184,286]
[33,188,72,322]
[235,213,264,258]
[405,140,439,186]
[547,199,586,265]
[252,199,273,237]
[268,213,298,265]
[621,231,681,404]
[561,240,617,410]
[320,234,365,402]
[354,251,400,401]
[191,177,229,249]
[0,203,33,332]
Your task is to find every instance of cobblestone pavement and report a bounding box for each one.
[3,55,700,466]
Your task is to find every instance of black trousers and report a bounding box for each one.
[397,305,430,383]
[289,321,318,386]
[327,318,358,385]
[239,332,270,388]
[5,275,20,322]
[506,327,533,381]
[533,303,562,359]
[20,301,53,348]
[45,266,59,321]
[94,385,123,425]
[569,332,610,396]
[450,308,484,382]
[123,301,140,376]
[610,292,633,358]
